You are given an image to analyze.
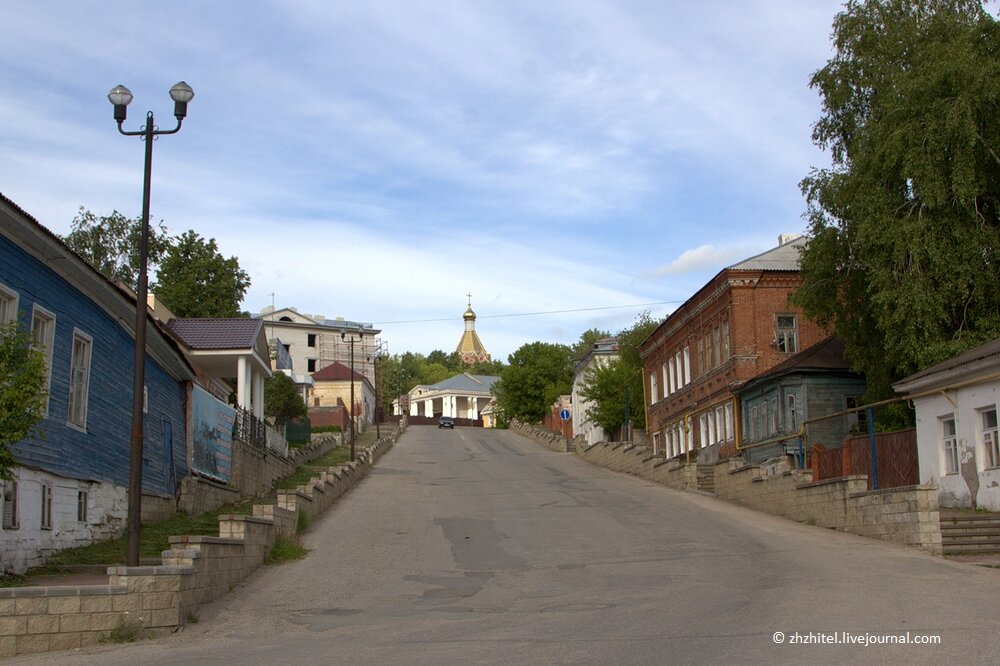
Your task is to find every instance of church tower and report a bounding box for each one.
[456,294,491,365]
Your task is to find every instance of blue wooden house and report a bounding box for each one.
[0,193,195,574]
[737,337,866,465]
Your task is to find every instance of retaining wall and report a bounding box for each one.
[0,427,399,658]
[511,421,942,556]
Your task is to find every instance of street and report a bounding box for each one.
[13,426,1000,665]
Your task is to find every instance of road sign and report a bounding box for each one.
[560,409,571,421]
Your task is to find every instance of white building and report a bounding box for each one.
[894,338,1000,510]
[399,373,499,420]
[572,338,619,446]
[255,306,379,384]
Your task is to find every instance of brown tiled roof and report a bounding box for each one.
[167,318,263,350]
[740,337,859,393]
[312,361,365,382]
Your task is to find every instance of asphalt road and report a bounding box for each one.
[14,426,1000,665]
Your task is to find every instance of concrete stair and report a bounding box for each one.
[940,510,1000,555]
[696,464,715,494]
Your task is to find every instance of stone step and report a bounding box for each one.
[943,543,1000,555]
[941,527,1000,538]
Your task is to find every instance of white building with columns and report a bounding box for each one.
[399,373,499,420]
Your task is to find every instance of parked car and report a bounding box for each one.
[438,416,455,429]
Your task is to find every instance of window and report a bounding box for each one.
[0,283,18,325]
[942,416,959,475]
[662,363,668,398]
[846,396,868,432]
[307,334,317,348]
[787,395,797,431]
[652,432,661,456]
[750,405,759,440]
[67,330,92,429]
[704,332,713,370]
[77,490,89,523]
[30,305,55,415]
[721,321,730,361]
[41,483,53,529]
[713,326,721,367]
[983,408,999,469]
[2,480,18,529]
[667,357,676,394]
[307,358,317,372]
[649,372,659,404]
[771,398,779,434]
[724,403,734,442]
[775,315,798,354]
[683,347,691,384]
[675,351,683,390]
[697,338,705,377]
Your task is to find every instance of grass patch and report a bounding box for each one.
[312,425,342,433]
[297,510,309,534]
[0,574,27,588]
[273,446,352,491]
[27,498,255,576]
[267,537,308,564]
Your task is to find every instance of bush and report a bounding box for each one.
[312,425,342,433]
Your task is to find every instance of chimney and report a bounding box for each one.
[778,234,798,246]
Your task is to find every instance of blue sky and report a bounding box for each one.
[0,0,845,361]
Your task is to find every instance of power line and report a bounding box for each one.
[370,301,681,325]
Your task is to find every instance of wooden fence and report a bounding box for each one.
[812,429,919,489]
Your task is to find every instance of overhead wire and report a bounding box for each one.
[370,300,681,325]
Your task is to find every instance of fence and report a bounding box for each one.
[812,429,919,489]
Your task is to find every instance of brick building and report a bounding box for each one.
[639,235,828,462]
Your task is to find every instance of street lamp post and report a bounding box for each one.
[341,330,364,461]
[109,82,194,567]
[368,339,387,440]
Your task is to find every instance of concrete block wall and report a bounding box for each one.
[518,428,942,557]
[575,441,698,492]
[0,426,401,658]
[509,419,572,452]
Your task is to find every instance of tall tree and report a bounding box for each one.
[796,0,1000,400]
[492,341,573,425]
[571,327,613,360]
[62,207,171,291]
[0,321,48,479]
[155,231,251,318]
[579,312,659,435]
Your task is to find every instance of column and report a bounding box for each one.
[237,356,249,410]
[253,371,265,418]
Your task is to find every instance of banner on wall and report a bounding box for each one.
[191,385,235,482]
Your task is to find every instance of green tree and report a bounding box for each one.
[0,321,48,479]
[796,0,1000,401]
[578,312,659,436]
[492,341,573,425]
[62,207,171,291]
[155,231,251,318]
[264,372,307,429]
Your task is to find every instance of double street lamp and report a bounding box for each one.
[341,330,364,462]
[108,81,194,567]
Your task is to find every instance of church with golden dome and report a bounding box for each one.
[456,294,491,365]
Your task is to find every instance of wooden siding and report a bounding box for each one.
[1,235,188,495]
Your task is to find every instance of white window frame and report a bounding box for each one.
[649,372,659,404]
[775,314,798,354]
[721,321,730,361]
[683,346,691,385]
[982,407,999,469]
[787,394,797,432]
[668,357,676,395]
[41,483,53,530]
[0,282,19,326]
[67,329,93,430]
[30,305,56,416]
[652,432,661,456]
[2,479,18,530]
[724,403,734,442]
[661,363,668,398]
[77,489,89,523]
[942,415,959,475]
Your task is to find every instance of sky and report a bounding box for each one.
[0,0,847,362]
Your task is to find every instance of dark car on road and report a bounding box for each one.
[438,416,455,429]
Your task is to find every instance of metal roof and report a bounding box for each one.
[727,235,806,271]
[167,318,264,350]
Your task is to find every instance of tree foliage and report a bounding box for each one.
[0,321,48,479]
[492,341,573,425]
[63,207,171,292]
[795,0,1000,400]
[155,231,251,318]
[264,371,307,429]
[578,312,660,436]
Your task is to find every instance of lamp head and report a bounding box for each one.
[108,84,133,122]
[169,81,195,119]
